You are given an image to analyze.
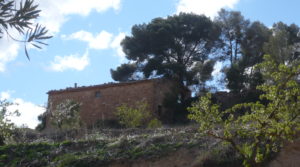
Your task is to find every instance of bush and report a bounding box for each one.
[147,118,162,129]
[0,100,19,145]
[116,101,151,128]
[116,101,162,128]
[188,55,300,167]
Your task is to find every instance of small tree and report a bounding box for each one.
[0,100,19,145]
[50,100,82,130]
[188,54,300,167]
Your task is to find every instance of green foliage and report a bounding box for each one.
[0,133,189,167]
[188,54,300,166]
[116,101,151,128]
[110,63,138,82]
[225,61,265,93]
[112,13,220,91]
[263,22,300,65]
[0,0,52,59]
[55,153,82,167]
[0,100,19,145]
[147,118,162,129]
[50,99,82,130]
[215,9,250,65]
[0,142,55,166]
[35,111,47,131]
[225,63,245,92]
[116,101,162,128]
[241,21,271,67]
[223,20,300,94]
[216,9,271,93]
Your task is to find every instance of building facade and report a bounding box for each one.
[46,79,172,129]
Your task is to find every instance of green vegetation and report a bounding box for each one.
[1,126,235,167]
[111,13,219,118]
[111,13,219,89]
[116,101,150,128]
[35,111,47,131]
[147,118,162,128]
[109,10,300,166]
[49,100,82,130]
[111,9,300,124]
[1,4,299,166]
[188,54,300,166]
[116,101,162,128]
[0,100,19,146]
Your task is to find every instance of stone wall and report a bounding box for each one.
[45,79,171,129]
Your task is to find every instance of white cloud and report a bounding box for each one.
[66,30,113,50]
[37,0,121,34]
[0,91,11,100]
[1,91,45,129]
[0,0,121,72]
[0,36,20,72]
[57,0,120,16]
[63,31,126,61]
[50,51,89,72]
[110,32,126,61]
[176,0,240,18]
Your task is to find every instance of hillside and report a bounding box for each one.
[0,126,242,167]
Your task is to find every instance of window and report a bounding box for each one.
[95,91,101,98]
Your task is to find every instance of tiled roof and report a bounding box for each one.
[47,79,159,95]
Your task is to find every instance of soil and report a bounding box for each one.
[268,138,300,167]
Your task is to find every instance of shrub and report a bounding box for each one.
[116,101,151,128]
[0,100,19,145]
[147,118,162,129]
[188,55,300,167]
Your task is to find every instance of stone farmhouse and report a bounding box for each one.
[46,79,173,128]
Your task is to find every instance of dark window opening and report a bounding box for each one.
[158,105,162,117]
[95,91,101,98]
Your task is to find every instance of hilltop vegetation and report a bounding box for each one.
[0,1,299,166]
[0,126,242,167]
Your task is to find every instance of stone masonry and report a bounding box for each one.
[46,79,172,128]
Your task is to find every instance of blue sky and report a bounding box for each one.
[0,0,299,128]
